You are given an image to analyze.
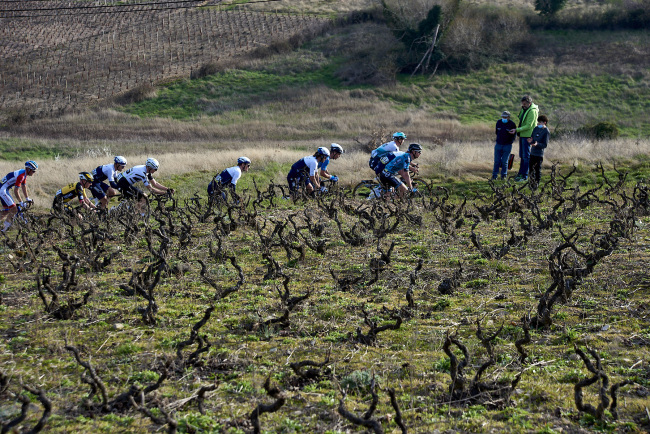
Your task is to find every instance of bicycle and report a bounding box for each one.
[352,169,430,200]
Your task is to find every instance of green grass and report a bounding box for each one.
[119,27,650,137]
[0,138,79,162]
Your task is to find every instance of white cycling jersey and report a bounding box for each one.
[116,165,153,187]
[371,141,400,159]
[92,163,119,184]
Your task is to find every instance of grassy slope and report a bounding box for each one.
[119,26,650,137]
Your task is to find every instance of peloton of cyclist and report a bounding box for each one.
[287,147,330,195]
[318,143,344,188]
[115,158,175,213]
[208,157,251,198]
[0,160,38,232]
[90,156,127,210]
[52,172,98,218]
[379,143,423,198]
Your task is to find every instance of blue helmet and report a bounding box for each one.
[114,156,127,166]
[393,132,407,140]
[25,160,38,171]
[237,156,251,165]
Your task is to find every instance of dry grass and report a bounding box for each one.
[7,137,648,210]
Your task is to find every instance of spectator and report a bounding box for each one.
[492,110,517,180]
[509,95,539,181]
[528,115,550,189]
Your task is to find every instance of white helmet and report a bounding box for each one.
[114,156,127,166]
[237,156,251,165]
[316,147,330,157]
[330,143,344,154]
[145,158,159,170]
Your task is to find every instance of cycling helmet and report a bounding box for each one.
[408,143,423,152]
[393,132,407,140]
[79,171,94,182]
[25,160,39,171]
[145,158,159,170]
[316,147,331,157]
[114,156,127,166]
[237,156,251,165]
[330,143,344,154]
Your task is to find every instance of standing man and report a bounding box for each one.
[509,95,539,181]
[529,115,550,189]
[493,111,517,180]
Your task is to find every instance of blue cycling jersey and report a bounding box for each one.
[318,157,330,172]
[374,152,397,175]
[384,152,411,175]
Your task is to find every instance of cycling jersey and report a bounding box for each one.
[373,152,397,175]
[116,165,153,187]
[91,164,119,187]
[384,152,411,175]
[0,169,27,189]
[289,156,318,177]
[55,182,87,204]
[371,141,400,159]
[318,157,330,172]
[287,156,319,191]
[0,169,27,208]
[369,141,400,170]
[208,166,242,196]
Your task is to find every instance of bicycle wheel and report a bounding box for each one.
[352,180,379,199]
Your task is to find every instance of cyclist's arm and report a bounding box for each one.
[14,185,27,204]
[81,197,96,211]
[309,175,320,189]
[319,168,331,179]
[148,178,174,195]
[397,168,413,190]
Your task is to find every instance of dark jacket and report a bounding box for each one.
[530,126,549,157]
[495,119,517,145]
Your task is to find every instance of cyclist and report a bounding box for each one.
[52,172,98,218]
[379,143,423,198]
[318,143,344,191]
[287,147,330,195]
[369,132,406,171]
[115,158,175,213]
[90,156,127,210]
[0,160,38,233]
[208,157,251,198]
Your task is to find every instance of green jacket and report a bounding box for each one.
[516,103,539,138]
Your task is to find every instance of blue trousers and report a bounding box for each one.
[517,137,531,178]
[492,144,512,179]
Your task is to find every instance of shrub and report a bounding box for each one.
[341,370,375,394]
[191,62,222,79]
[116,83,157,105]
[534,0,567,17]
[577,122,620,140]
